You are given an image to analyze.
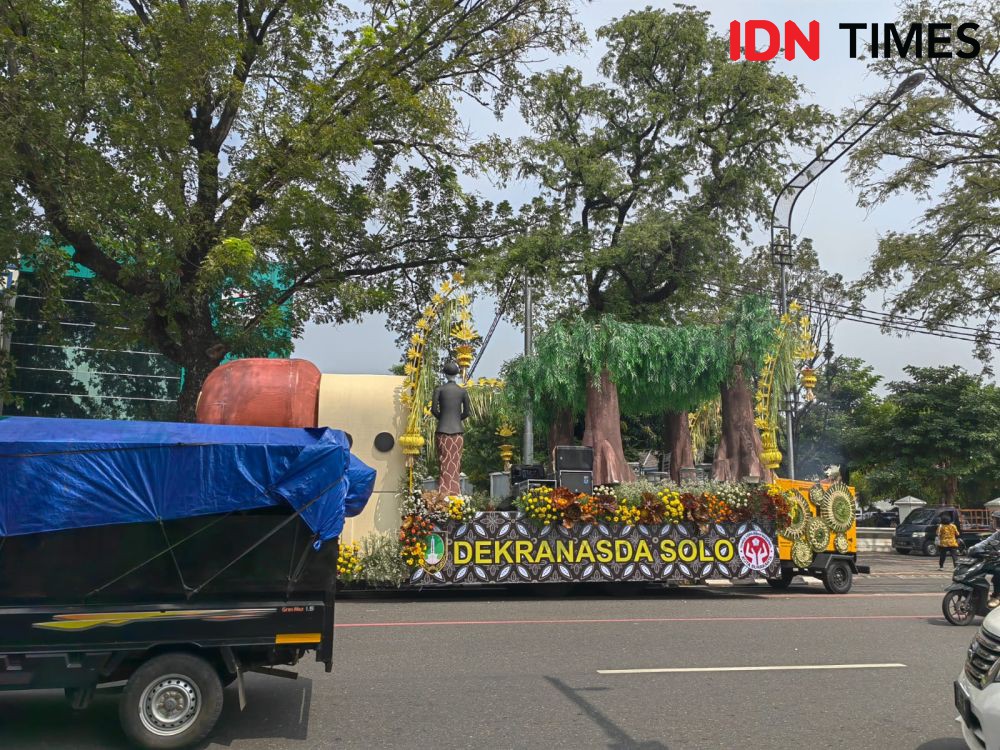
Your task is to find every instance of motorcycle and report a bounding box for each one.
[943,533,1000,625]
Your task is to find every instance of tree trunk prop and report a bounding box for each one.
[436,433,464,496]
[712,365,771,483]
[582,369,634,485]
[547,407,575,473]
[663,411,694,483]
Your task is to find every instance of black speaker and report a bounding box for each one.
[511,464,546,485]
[554,445,593,473]
[558,470,593,494]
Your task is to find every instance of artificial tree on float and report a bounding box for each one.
[504,298,776,485]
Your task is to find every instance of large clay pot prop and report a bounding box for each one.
[196,358,321,428]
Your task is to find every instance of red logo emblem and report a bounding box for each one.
[738,531,775,571]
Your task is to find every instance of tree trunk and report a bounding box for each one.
[712,365,771,483]
[175,352,223,422]
[943,474,959,505]
[582,369,634,485]
[663,411,694,483]
[547,407,574,473]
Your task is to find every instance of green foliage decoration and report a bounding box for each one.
[504,296,777,425]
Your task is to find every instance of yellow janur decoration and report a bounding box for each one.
[754,301,816,471]
[398,275,480,488]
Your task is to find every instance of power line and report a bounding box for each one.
[700,281,1000,348]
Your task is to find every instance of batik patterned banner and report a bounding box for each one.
[409,511,779,586]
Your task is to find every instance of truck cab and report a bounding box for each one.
[893,506,991,556]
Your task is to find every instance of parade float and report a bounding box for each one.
[196,275,865,594]
[348,278,863,594]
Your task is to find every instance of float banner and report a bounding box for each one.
[408,511,779,586]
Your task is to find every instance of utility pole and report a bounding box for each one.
[770,73,924,479]
[523,274,533,464]
[0,264,18,417]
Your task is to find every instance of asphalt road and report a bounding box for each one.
[0,552,978,750]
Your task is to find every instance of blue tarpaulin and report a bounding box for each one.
[0,417,376,543]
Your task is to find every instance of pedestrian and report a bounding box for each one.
[937,514,961,569]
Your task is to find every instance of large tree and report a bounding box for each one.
[502,7,824,478]
[795,356,881,480]
[847,0,1000,358]
[0,0,580,418]
[846,365,1000,505]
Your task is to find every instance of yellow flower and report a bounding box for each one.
[452,271,465,284]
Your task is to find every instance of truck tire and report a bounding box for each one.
[923,540,938,557]
[822,560,853,594]
[120,652,224,750]
[766,569,795,589]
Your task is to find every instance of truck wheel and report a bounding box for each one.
[822,561,853,594]
[119,653,224,750]
[895,549,911,555]
[766,569,795,589]
[923,541,938,557]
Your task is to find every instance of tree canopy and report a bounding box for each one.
[847,365,1000,505]
[847,0,1000,360]
[0,0,581,417]
[504,296,777,426]
[501,6,825,322]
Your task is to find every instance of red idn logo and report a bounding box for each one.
[730,20,820,61]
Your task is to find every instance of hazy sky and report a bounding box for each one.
[294,0,985,389]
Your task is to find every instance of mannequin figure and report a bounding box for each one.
[431,360,471,496]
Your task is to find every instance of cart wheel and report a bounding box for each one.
[119,653,223,749]
[766,569,795,589]
[822,560,853,594]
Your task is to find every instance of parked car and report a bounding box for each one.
[956,606,1000,748]
[893,507,991,556]
[857,508,899,527]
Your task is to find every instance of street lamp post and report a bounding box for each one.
[523,273,533,465]
[771,73,924,479]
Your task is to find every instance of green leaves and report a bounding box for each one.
[846,365,1000,504]
[504,297,776,426]
[0,0,582,414]
[847,0,1000,361]
[511,6,826,318]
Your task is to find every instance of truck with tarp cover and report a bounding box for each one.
[0,416,375,749]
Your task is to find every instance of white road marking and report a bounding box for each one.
[598,663,906,675]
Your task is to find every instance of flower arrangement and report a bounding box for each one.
[515,486,560,525]
[337,541,363,582]
[399,513,434,567]
[611,503,641,525]
[446,494,477,522]
[704,494,732,523]
[658,488,685,522]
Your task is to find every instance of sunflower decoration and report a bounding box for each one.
[791,538,814,568]
[779,491,810,541]
[805,516,831,553]
[820,483,855,533]
[834,533,850,554]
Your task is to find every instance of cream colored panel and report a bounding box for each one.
[318,374,407,544]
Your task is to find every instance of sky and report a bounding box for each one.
[293,0,985,390]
